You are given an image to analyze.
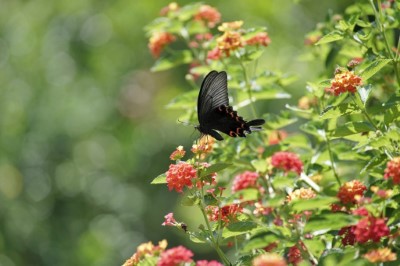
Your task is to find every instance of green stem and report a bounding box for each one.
[238,57,258,117]
[325,125,342,186]
[370,0,400,87]
[195,154,230,265]
[351,95,379,131]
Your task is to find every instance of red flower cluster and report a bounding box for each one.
[157,246,193,266]
[246,32,271,47]
[337,180,367,205]
[338,226,356,246]
[148,32,176,58]
[287,245,302,265]
[162,212,177,226]
[271,151,303,175]
[207,47,223,61]
[194,5,221,28]
[328,70,362,96]
[166,162,197,192]
[384,157,400,184]
[231,171,260,192]
[196,260,223,266]
[353,216,390,243]
[206,204,243,224]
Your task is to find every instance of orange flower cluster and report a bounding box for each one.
[123,240,168,266]
[337,180,367,205]
[160,2,179,16]
[328,70,362,96]
[191,135,215,156]
[268,130,288,145]
[217,31,243,56]
[252,253,287,266]
[148,32,176,58]
[157,246,193,266]
[363,248,397,263]
[206,204,243,225]
[194,5,221,28]
[166,162,197,192]
[384,157,400,184]
[286,187,316,202]
[169,145,185,160]
[271,151,303,175]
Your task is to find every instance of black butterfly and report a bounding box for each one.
[196,70,265,141]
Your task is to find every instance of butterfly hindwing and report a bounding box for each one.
[197,70,265,141]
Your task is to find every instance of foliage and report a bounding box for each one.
[125,1,400,265]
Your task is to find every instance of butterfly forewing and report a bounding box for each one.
[197,71,229,125]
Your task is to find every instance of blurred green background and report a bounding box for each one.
[0,0,350,265]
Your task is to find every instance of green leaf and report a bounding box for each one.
[189,231,208,243]
[304,212,357,232]
[251,159,267,172]
[222,221,258,238]
[290,197,337,212]
[263,111,298,129]
[235,89,291,108]
[315,31,344,45]
[181,195,199,206]
[320,103,361,119]
[242,49,264,63]
[330,121,375,137]
[285,104,314,119]
[241,231,280,252]
[199,163,231,178]
[358,59,392,81]
[151,173,166,184]
[231,188,260,202]
[357,85,372,106]
[151,50,193,72]
[166,90,197,110]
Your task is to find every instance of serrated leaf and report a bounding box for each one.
[151,173,167,184]
[316,31,344,45]
[358,59,392,81]
[151,51,193,72]
[222,221,258,238]
[320,103,361,119]
[330,121,375,137]
[199,163,231,178]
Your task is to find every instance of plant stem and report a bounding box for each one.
[196,159,230,265]
[351,95,379,131]
[370,0,400,87]
[238,57,258,117]
[324,126,342,186]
